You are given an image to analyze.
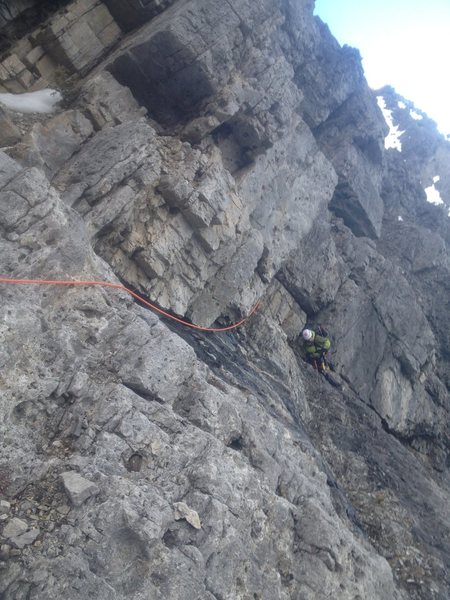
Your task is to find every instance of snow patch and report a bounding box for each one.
[424,183,444,206]
[425,176,450,217]
[0,89,62,114]
[376,96,404,151]
[410,109,423,121]
[398,216,404,222]
[398,101,406,109]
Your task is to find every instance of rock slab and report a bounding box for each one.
[2,518,27,539]
[61,471,99,506]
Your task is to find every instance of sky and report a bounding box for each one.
[314,0,450,136]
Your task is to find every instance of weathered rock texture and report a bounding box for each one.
[0,0,120,93]
[0,0,37,28]
[0,1,449,599]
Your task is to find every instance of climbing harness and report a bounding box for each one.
[0,276,260,333]
[315,356,341,389]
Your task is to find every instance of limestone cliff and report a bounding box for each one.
[0,1,449,599]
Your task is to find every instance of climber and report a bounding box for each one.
[301,325,332,373]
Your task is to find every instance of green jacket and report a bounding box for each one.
[304,333,331,359]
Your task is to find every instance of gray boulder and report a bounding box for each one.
[61,471,99,506]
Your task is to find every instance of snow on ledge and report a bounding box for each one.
[424,179,444,206]
[0,89,62,114]
[410,109,423,121]
[424,176,450,217]
[376,96,404,151]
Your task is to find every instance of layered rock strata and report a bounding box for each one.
[0,1,449,599]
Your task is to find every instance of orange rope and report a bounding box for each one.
[0,276,260,332]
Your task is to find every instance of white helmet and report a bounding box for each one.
[302,329,314,341]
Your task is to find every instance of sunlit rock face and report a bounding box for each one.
[0,1,449,600]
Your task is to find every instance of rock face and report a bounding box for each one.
[0,1,449,599]
[36,0,121,75]
[0,0,120,93]
[0,1,37,28]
